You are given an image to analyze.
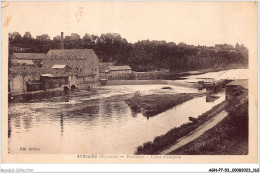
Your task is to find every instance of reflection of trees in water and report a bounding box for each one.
[8,117,11,138]
[103,101,113,118]
[112,101,128,115]
[14,116,21,129]
[60,112,64,136]
[130,110,138,118]
[22,115,32,130]
[102,99,128,118]
[63,103,100,123]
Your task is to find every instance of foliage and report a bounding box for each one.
[8,32,248,72]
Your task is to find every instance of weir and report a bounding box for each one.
[198,78,234,92]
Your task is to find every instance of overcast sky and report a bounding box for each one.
[2,1,257,46]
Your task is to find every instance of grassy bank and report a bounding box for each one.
[135,101,227,154]
[170,95,248,155]
[125,93,201,117]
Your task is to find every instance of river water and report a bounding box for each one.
[8,68,248,154]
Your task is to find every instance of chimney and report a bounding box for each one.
[60,32,64,49]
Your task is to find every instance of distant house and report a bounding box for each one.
[51,64,72,75]
[9,73,24,93]
[10,59,39,73]
[105,65,132,78]
[99,62,114,78]
[11,53,46,67]
[9,56,42,93]
[9,72,36,93]
[10,53,44,86]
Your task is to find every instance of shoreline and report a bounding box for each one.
[135,90,248,155]
[125,93,205,118]
[135,100,227,154]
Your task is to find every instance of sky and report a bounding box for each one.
[2,1,258,46]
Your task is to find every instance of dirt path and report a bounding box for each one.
[159,109,228,155]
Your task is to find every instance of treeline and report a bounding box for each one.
[9,32,248,72]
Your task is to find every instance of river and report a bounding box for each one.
[8,68,248,154]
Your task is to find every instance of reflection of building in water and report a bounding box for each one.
[23,115,32,129]
[14,116,21,129]
[8,117,12,138]
[60,113,64,136]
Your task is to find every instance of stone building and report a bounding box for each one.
[8,72,40,93]
[9,56,42,93]
[11,53,46,67]
[10,59,40,74]
[9,73,24,93]
[105,65,132,79]
[9,53,45,92]
[42,49,99,87]
[99,62,114,79]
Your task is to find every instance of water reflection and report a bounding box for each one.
[8,69,243,154]
[23,115,32,130]
[60,113,64,136]
[8,117,11,138]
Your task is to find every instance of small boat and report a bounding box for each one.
[189,117,198,123]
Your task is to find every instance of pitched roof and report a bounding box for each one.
[27,80,42,85]
[107,65,131,71]
[9,73,20,80]
[13,53,47,60]
[51,64,68,69]
[41,74,54,77]
[226,79,248,89]
[47,49,98,60]
[11,59,35,66]
[21,72,31,77]
[9,72,31,79]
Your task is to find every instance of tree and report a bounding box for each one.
[23,32,33,44]
[70,33,81,41]
[82,33,92,48]
[53,35,61,41]
[9,32,22,44]
[36,34,50,41]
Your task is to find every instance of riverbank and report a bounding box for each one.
[169,94,248,155]
[135,100,227,154]
[125,93,205,117]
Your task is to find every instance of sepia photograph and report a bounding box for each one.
[1,1,258,165]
